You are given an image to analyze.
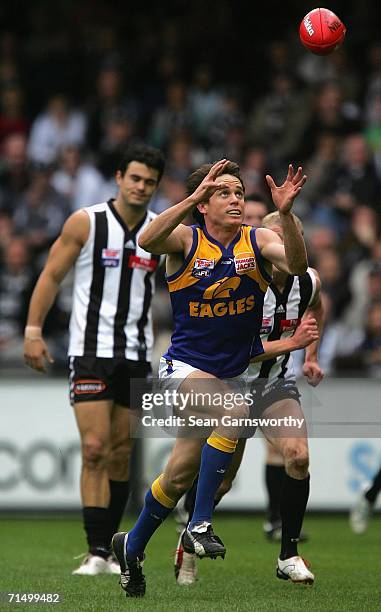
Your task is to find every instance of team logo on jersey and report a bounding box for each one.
[260,317,272,335]
[192,258,215,279]
[73,379,106,395]
[101,248,121,267]
[234,254,256,274]
[202,276,241,299]
[189,276,254,317]
[280,318,300,332]
[128,255,158,272]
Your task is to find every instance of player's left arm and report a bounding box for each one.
[256,165,308,275]
[302,268,325,386]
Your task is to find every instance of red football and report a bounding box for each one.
[299,7,346,55]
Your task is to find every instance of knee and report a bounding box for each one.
[165,470,197,499]
[284,445,309,476]
[82,437,109,470]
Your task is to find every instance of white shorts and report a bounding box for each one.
[157,356,248,418]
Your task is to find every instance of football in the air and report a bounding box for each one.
[299,7,346,55]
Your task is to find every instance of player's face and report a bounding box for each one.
[201,174,245,229]
[116,161,159,207]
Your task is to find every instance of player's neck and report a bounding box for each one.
[113,197,148,231]
[204,221,240,248]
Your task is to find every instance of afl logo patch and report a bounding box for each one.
[101,248,120,267]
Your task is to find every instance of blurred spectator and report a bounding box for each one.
[0,132,29,214]
[52,145,106,210]
[300,82,361,161]
[97,108,136,184]
[311,134,381,233]
[165,135,196,182]
[356,300,381,377]
[148,80,193,150]
[0,237,35,363]
[345,241,381,332]
[340,205,379,270]
[240,146,270,199]
[86,65,139,152]
[0,82,29,143]
[0,212,14,253]
[305,224,338,267]
[243,193,269,227]
[150,174,187,215]
[188,63,223,145]
[248,71,309,170]
[28,94,86,164]
[314,249,351,320]
[301,132,341,212]
[12,163,71,258]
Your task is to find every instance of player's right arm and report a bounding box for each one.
[138,159,231,255]
[24,210,89,372]
[250,314,319,363]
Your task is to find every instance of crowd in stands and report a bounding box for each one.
[1,1,381,376]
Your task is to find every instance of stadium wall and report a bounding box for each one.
[1,378,381,512]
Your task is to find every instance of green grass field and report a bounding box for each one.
[2,514,381,611]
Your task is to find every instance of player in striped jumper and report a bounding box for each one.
[23,143,165,575]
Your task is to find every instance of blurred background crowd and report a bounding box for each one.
[1,0,381,377]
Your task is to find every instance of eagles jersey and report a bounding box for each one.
[163,224,272,378]
[248,268,317,384]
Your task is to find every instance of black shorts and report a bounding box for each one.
[69,356,151,407]
[243,378,301,438]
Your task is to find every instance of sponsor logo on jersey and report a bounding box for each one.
[128,255,158,272]
[221,258,233,265]
[260,317,272,335]
[275,304,285,314]
[74,379,106,394]
[280,318,301,332]
[125,239,135,249]
[192,258,215,278]
[234,254,256,274]
[101,248,121,267]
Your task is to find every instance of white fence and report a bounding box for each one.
[1,378,381,510]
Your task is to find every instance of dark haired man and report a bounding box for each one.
[112,159,317,597]
[23,143,165,575]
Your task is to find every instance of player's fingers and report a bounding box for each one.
[292,166,303,184]
[265,175,276,190]
[294,175,307,189]
[209,159,227,179]
[286,164,293,182]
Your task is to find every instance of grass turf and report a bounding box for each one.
[2,514,381,611]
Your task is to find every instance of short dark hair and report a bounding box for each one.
[117,143,165,182]
[187,161,244,225]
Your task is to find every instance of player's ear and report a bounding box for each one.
[115,170,123,186]
[198,202,208,214]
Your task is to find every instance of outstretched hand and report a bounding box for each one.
[266,165,307,214]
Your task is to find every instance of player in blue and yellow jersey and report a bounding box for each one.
[112,159,312,597]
